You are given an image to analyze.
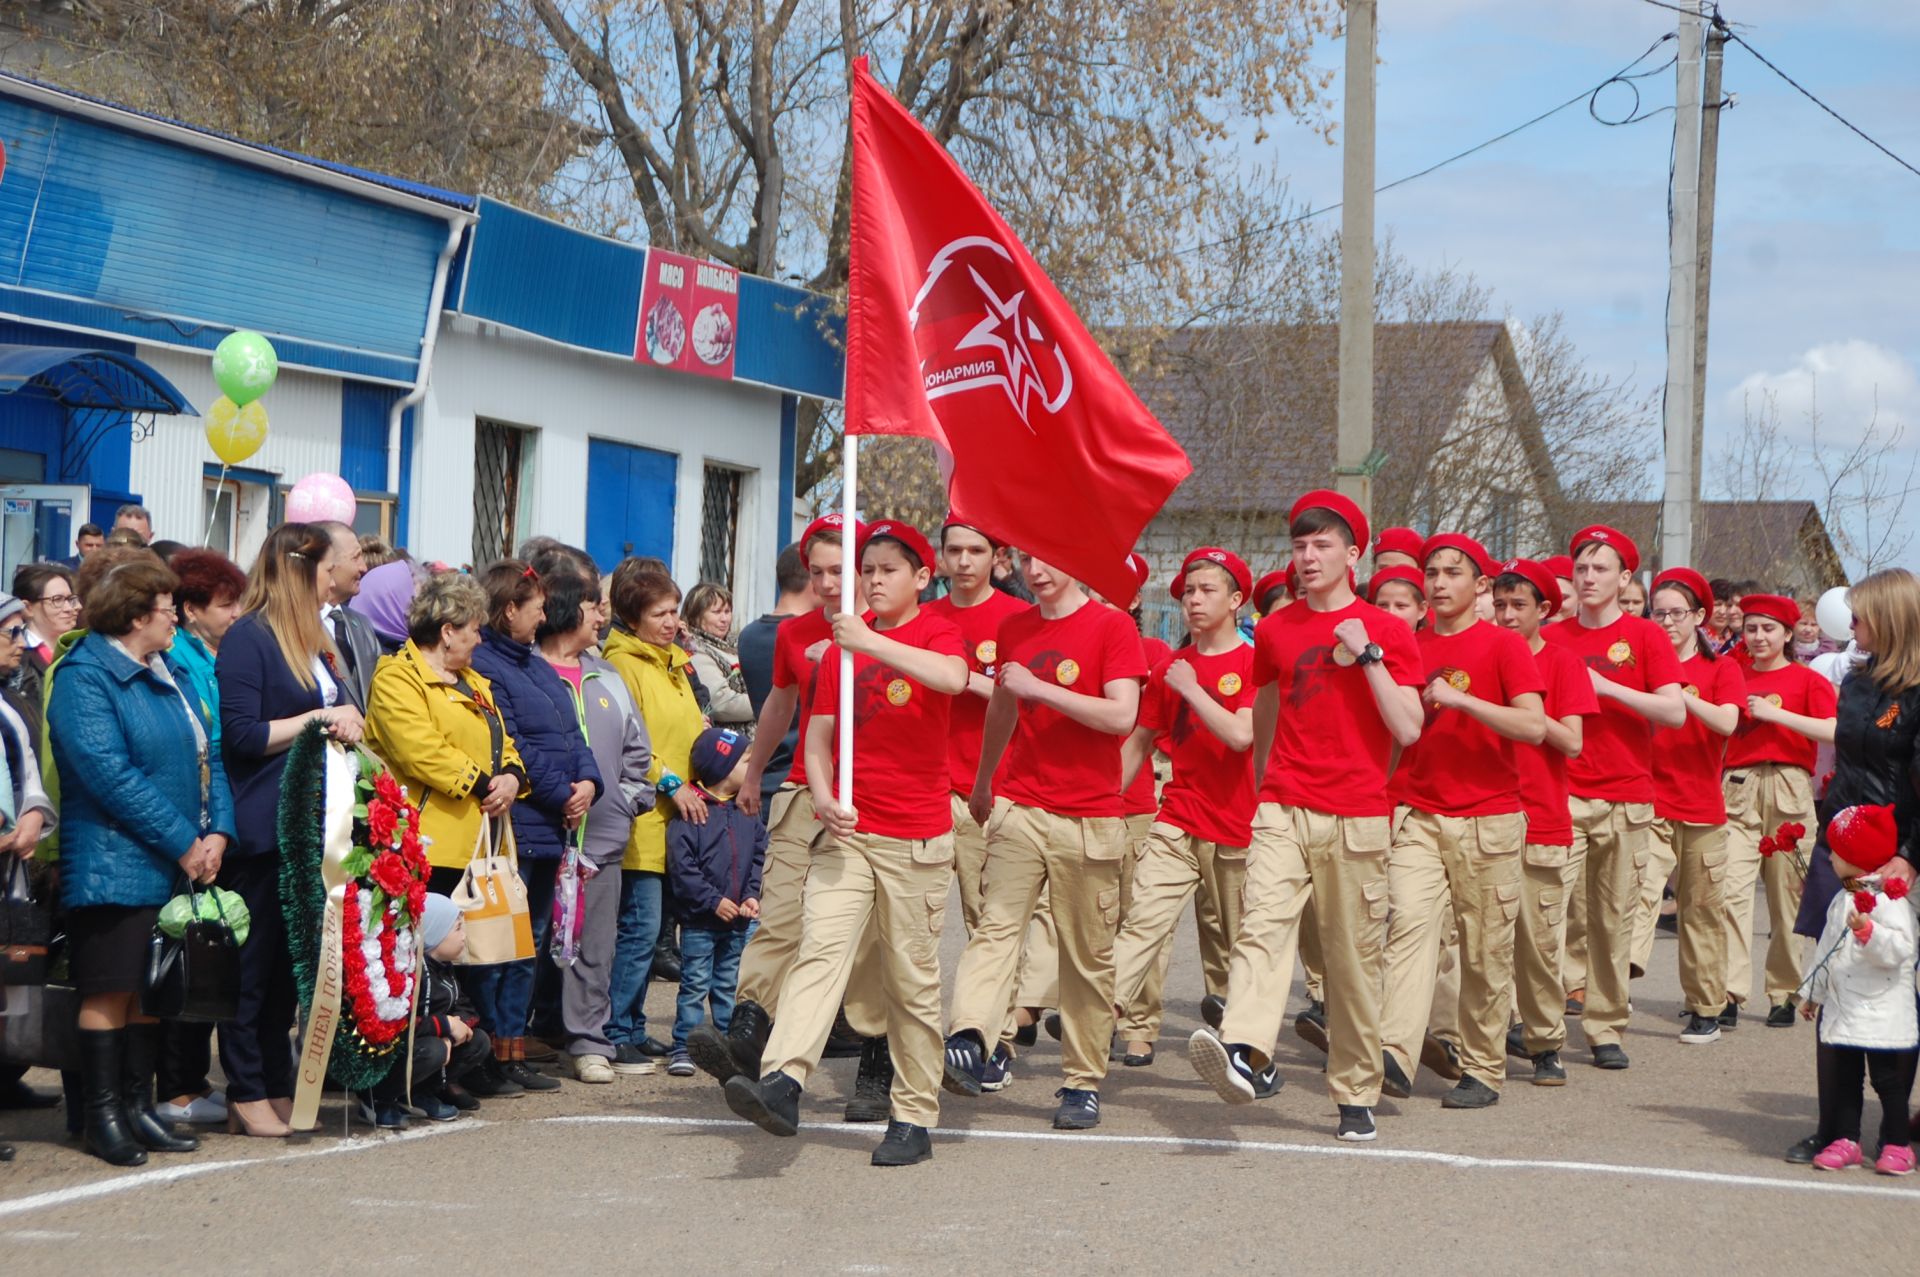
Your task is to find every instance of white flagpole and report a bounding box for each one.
[838,431,857,809]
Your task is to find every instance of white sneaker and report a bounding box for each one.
[573,1054,617,1084]
[156,1092,230,1124]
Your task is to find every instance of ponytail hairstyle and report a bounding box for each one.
[241,522,336,690]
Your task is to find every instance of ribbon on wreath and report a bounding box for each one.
[292,741,359,1131]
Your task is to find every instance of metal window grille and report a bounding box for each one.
[473,420,524,568]
[699,464,742,591]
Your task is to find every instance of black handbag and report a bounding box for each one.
[0,982,82,1071]
[140,886,242,1023]
[0,856,51,987]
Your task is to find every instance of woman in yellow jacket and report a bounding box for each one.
[601,563,707,1064]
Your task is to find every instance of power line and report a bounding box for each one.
[1725,30,1920,180]
[1120,33,1677,270]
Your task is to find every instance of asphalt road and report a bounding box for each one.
[3,892,1915,1275]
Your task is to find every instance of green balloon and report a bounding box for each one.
[212,330,279,406]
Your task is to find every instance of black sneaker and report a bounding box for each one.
[1766,1002,1797,1028]
[1530,1050,1567,1086]
[413,1091,460,1122]
[1505,1023,1530,1061]
[1294,1000,1329,1055]
[1187,1029,1259,1105]
[1381,1053,1414,1100]
[1052,1088,1100,1130]
[1249,1061,1284,1100]
[634,1035,673,1057]
[844,1036,894,1124]
[871,1119,932,1167]
[1679,1012,1722,1045]
[1421,1033,1463,1081]
[463,1056,525,1098]
[438,1081,480,1112]
[981,1044,1014,1093]
[1336,1104,1376,1142]
[1784,1133,1821,1165]
[501,1059,561,1092]
[373,1100,411,1130]
[1591,1044,1630,1070]
[942,1033,986,1098]
[1441,1076,1500,1109]
[1200,994,1227,1033]
[685,1025,741,1084]
[724,1070,801,1137]
[1718,1000,1740,1030]
[610,1042,658,1076]
[728,999,773,1076]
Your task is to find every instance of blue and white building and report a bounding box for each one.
[0,72,841,609]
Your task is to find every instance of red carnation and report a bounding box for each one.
[367,799,398,846]
[406,881,427,921]
[1888,878,1911,902]
[1780,821,1807,844]
[1759,836,1777,857]
[369,851,412,897]
[1854,890,1878,915]
[374,771,405,808]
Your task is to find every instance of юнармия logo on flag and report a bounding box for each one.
[910,236,1073,433]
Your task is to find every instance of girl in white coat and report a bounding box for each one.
[1802,803,1918,1175]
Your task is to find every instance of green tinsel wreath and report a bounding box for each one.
[277,721,403,1090]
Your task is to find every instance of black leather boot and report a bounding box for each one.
[123,1022,200,1152]
[843,1036,894,1123]
[650,927,682,984]
[79,1029,147,1167]
[726,999,773,1079]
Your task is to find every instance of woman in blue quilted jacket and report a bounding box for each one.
[48,557,236,1167]
[467,560,601,1088]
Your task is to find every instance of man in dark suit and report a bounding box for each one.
[317,522,380,711]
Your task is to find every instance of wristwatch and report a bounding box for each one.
[1354,642,1384,667]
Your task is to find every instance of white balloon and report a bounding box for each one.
[1815,585,1852,643]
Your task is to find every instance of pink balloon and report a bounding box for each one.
[285,472,357,525]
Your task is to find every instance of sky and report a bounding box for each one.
[1245,0,1920,569]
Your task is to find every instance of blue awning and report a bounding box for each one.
[0,344,195,415]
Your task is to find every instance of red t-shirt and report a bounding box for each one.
[1250,598,1423,817]
[1123,634,1172,815]
[1399,621,1547,818]
[1652,651,1747,823]
[1514,641,1601,847]
[1725,661,1839,773]
[1541,613,1685,802]
[811,609,965,839]
[771,608,834,790]
[997,599,1150,818]
[1138,643,1258,846]
[925,590,1030,796]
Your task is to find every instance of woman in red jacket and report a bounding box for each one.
[1639,569,1745,1045]
[1722,594,1837,1028]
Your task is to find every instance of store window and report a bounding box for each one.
[203,476,239,558]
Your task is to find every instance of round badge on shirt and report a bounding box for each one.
[1683,684,1699,698]
[1056,659,1081,686]
[1331,646,1357,667]
[886,678,912,706]
[976,640,997,665]
[1445,668,1471,692]
[1766,693,1783,708]
[1217,672,1242,696]
[1606,640,1634,666]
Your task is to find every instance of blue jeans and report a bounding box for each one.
[465,859,558,1040]
[673,922,753,1049]
[606,870,664,1045]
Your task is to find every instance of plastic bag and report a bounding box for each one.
[158,887,251,948]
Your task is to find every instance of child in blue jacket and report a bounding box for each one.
[665,728,767,1077]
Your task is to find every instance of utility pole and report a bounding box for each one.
[1334,0,1379,526]
[1690,19,1729,527]
[1660,4,1705,572]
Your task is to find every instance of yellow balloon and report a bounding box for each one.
[204,395,269,465]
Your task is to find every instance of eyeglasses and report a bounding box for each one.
[0,624,25,642]
[150,603,178,619]
[36,593,78,610]
[1650,609,1696,623]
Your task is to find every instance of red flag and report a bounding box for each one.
[845,57,1190,605]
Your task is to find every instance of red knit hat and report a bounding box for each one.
[1652,567,1713,611]
[1421,533,1495,578]
[1740,593,1801,629]
[1498,558,1562,616]
[1289,489,1370,552]
[1827,804,1900,876]
[1368,565,1426,604]
[1570,525,1639,574]
[1171,547,1252,600]
[1373,527,1423,560]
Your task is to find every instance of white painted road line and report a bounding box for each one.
[0,1119,486,1221]
[542,1113,1920,1201]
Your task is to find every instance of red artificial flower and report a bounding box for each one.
[369,851,412,898]
[380,916,406,999]
[1887,878,1911,902]
[406,880,427,922]
[374,771,405,808]
[1779,821,1807,845]
[367,798,398,847]
[1758,836,1777,857]
[1854,890,1878,915]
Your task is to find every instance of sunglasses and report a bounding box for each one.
[1,624,25,642]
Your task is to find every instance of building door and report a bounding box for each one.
[0,483,88,584]
[585,438,676,574]
[473,419,529,568]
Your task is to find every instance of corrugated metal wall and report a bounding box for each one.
[131,345,342,555]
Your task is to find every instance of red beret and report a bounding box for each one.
[1542,555,1575,580]
[1126,552,1151,592]
[1828,803,1899,875]
[1740,593,1801,629]
[1289,489,1370,552]
[1368,565,1427,604]
[798,513,866,569]
[1253,569,1291,613]
[858,519,936,573]
[938,511,1000,549]
[1497,558,1562,616]
[1652,567,1713,611]
[1373,527,1423,560]
[1171,546,1252,600]
[1421,533,1494,577]
[1570,525,1639,575]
